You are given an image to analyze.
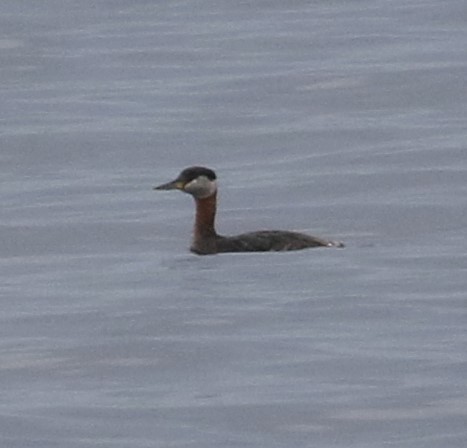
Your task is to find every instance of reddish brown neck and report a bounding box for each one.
[193,192,217,238]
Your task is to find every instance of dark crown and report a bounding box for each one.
[179,166,217,182]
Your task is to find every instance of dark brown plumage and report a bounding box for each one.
[155,166,344,255]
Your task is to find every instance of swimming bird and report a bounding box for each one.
[154,166,344,255]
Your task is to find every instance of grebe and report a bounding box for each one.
[155,166,344,255]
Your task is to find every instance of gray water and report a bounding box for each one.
[1,1,467,447]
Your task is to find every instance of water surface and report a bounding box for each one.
[1,1,467,447]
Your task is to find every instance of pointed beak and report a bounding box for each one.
[153,178,185,191]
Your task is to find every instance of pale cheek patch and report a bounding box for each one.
[205,180,217,197]
[185,177,217,198]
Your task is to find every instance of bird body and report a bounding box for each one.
[155,166,344,255]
